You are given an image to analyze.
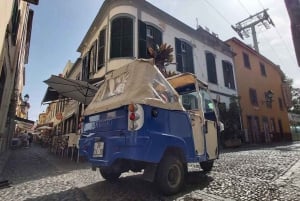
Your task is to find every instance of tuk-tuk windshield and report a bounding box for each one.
[180,92,200,110]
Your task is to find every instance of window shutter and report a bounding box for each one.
[89,41,97,78]
[82,54,89,81]
[111,17,133,58]
[186,44,194,73]
[175,38,183,72]
[138,20,147,59]
[98,29,106,70]
[153,27,162,47]
[206,53,217,84]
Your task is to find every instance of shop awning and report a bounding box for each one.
[15,116,35,130]
[36,126,53,131]
[36,122,53,128]
[43,75,100,105]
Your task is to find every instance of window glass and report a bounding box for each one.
[249,88,258,106]
[180,92,199,110]
[98,29,106,70]
[243,52,251,68]
[175,38,194,73]
[222,60,235,89]
[260,62,267,76]
[111,17,133,58]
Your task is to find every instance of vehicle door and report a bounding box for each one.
[181,92,205,156]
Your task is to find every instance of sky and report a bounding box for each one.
[25,0,300,121]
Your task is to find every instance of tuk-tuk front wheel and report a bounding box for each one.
[99,168,121,181]
[156,155,185,195]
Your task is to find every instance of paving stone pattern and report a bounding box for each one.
[0,143,299,201]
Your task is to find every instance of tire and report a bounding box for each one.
[99,168,121,181]
[200,160,214,172]
[156,155,185,195]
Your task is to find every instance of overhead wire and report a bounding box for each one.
[203,0,232,26]
[256,0,297,67]
[236,0,285,65]
[203,0,293,68]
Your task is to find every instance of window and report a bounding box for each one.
[175,38,194,73]
[82,54,89,81]
[138,21,162,59]
[222,60,235,89]
[243,52,251,68]
[249,88,258,106]
[110,17,133,58]
[146,25,162,50]
[98,29,106,70]
[260,62,266,76]
[264,91,272,108]
[278,98,283,110]
[89,41,97,77]
[206,52,217,84]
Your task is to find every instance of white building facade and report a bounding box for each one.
[77,0,238,108]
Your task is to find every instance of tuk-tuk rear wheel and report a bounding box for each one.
[99,168,121,181]
[200,160,214,172]
[155,155,185,195]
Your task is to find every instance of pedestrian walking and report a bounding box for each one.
[28,133,33,147]
[21,131,29,148]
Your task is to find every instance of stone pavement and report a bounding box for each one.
[0,149,11,181]
[274,143,300,188]
[0,142,299,201]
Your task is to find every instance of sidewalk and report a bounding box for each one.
[274,142,300,188]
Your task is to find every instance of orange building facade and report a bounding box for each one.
[226,38,292,144]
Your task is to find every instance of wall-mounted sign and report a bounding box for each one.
[56,112,63,120]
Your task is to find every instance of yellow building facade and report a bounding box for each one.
[0,0,38,152]
[226,38,292,144]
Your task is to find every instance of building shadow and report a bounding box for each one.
[23,171,212,201]
[0,143,90,185]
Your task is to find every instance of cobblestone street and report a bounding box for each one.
[0,142,299,201]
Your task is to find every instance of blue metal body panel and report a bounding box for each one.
[79,105,207,167]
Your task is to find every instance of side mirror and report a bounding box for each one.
[208,103,214,110]
[219,122,224,132]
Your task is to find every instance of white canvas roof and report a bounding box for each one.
[84,59,184,116]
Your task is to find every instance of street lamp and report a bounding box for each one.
[24,94,29,102]
[21,94,30,119]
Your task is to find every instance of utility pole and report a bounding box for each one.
[232,9,275,52]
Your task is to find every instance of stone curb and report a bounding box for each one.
[275,157,300,188]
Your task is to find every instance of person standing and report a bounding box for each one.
[22,131,29,148]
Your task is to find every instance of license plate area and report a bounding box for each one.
[93,142,104,157]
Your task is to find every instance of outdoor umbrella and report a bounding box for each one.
[44,75,99,105]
